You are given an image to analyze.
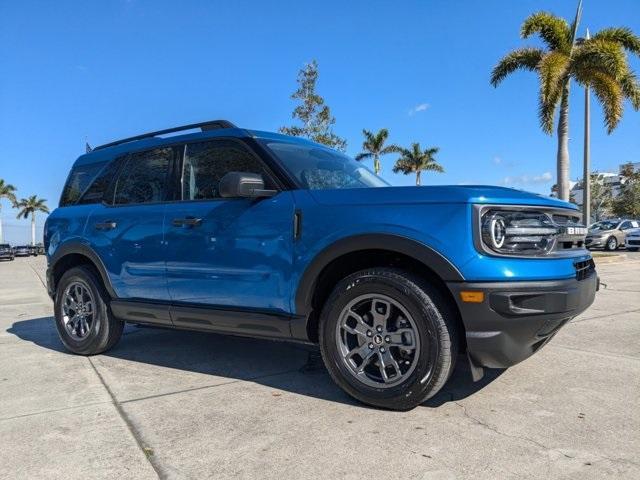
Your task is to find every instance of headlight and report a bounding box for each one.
[479,209,560,256]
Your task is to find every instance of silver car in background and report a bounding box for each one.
[586,219,640,251]
[626,228,640,252]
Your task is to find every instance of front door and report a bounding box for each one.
[164,139,295,313]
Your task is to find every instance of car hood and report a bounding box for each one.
[308,185,576,209]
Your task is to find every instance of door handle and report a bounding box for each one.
[95,221,117,230]
[172,217,203,227]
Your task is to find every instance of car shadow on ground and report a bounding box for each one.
[8,316,503,409]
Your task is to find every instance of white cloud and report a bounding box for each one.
[501,171,552,186]
[408,103,430,116]
[493,156,502,165]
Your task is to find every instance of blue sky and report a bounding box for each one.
[1,0,639,243]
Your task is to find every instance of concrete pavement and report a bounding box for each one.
[1,254,639,479]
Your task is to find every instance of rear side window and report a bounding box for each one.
[113,148,172,205]
[77,157,125,205]
[182,140,271,200]
[59,162,106,207]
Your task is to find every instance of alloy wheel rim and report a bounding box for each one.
[335,294,421,389]
[62,281,95,340]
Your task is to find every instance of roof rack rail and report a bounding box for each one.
[93,120,238,151]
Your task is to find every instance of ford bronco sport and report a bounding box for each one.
[45,120,598,410]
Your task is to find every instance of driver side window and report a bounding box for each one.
[181,140,270,200]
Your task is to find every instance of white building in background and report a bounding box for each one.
[569,162,639,208]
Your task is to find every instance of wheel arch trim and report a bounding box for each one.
[48,242,117,299]
[294,233,464,317]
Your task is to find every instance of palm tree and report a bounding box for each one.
[392,143,444,186]
[15,196,49,246]
[491,1,640,201]
[0,179,18,243]
[355,128,401,175]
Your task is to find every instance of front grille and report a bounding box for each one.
[575,259,595,281]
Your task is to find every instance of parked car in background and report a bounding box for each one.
[14,245,33,257]
[0,244,14,261]
[35,243,46,255]
[626,228,640,252]
[586,219,640,251]
[44,120,597,410]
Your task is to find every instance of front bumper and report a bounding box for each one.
[585,236,605,247]
[448,271,598,369]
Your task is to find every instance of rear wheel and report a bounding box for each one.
[54,265,123,355]
[319,268,459,411]
[605,236,618,251]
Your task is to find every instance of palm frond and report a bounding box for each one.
[521,12,571,51]
[355,152,373,161]
[380,144,402,155]
[589,71,624,133]
[536,51,570,134]
[490,48,544,87]
[362,129,375,145]
[574,38,628,80]
[538,51,570,103]
[620,71,640,110]
[424,163,444,173]
[593,27,640,55]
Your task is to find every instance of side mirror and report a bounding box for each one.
[219,172,277,198]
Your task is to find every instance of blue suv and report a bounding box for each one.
[45,120,598,410]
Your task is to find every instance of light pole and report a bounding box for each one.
[582,29,591,226]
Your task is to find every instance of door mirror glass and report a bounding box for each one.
[219,172,277,198]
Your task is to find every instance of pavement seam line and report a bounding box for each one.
[87,357,165,479]
[26,260,48,290]
[570,308,640,324]
[0,400,111,422]
[549,343,640,361]
[120,367,302,405]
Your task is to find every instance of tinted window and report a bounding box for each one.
[59,162,106,206]
[620,221,631,230]
[78,157,125,205]
[113,148,172,205]
[182,140,270,200]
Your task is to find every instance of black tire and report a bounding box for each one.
[605,236,618,251]
[54,265,123,355]
[319,268,459,411]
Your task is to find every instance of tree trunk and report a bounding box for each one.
[0,203,3,244]
[416,170,421,186]
[556,82,571,201]
[31,212,36,246]
[374,155,380,175]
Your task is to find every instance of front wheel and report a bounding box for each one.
[54,265,123,355]
[605,236,618,251]
[319,268,459,411]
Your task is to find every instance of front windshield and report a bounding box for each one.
[262,140,389,190]
[590,221,619,231]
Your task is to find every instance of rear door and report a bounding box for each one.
[85,147,176,300]
[163,138,295,313]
